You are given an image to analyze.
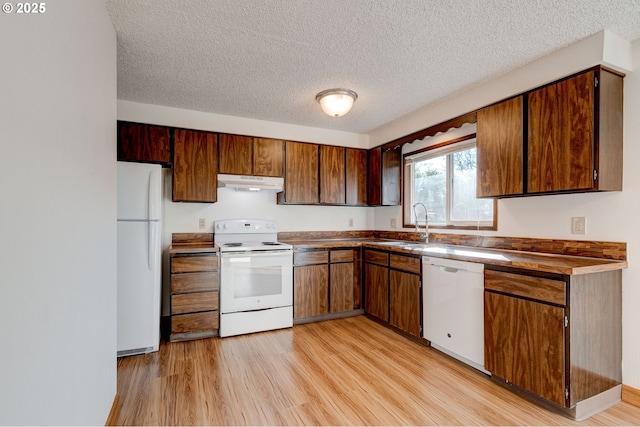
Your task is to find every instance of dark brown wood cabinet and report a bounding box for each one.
[388,254,421,337]
[346,148,368,205]
[169,253,219,341]
[329,249,360,312]
[528,67,622,194]
[218,134,253,175]
[280,141,319,204]
[320,145,346,204]
[172,129,218,203]
[293,249,360,321]
[218,134,284,177]
[477,66,623,198]
[368,146,401,206]
[364,248,421,336]
[476,96,524,197]
[484,267,622,418]
[253,138,285,177]
[117,121,171,166]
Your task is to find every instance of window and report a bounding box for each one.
[404,136,496,229]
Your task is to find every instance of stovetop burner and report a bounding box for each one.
[214,219,293,252]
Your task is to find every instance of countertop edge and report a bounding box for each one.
[283,239,628,275]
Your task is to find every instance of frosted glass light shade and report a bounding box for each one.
[315,88,358,117]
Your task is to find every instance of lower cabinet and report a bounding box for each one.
[484,266,622,416]
[168,253,219,341]
[293,248,360,321]
[364,249,422,337]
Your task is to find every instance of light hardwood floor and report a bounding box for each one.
[107,316,640,426]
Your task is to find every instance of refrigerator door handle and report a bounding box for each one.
[148,222,156,271]
[148,169,161,220]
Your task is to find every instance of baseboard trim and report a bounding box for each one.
[622,384,640,408]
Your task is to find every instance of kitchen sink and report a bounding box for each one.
[374,241,440,250]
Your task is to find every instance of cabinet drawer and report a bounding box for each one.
[294,250,328,265]
[171,255,218,273]
[364,250,389,266]
[330,250,354,263]
[171,311,219,334]
[485,270,566,306]
[171,291,219,315]
[171,271,218,293]
[389,254,421,274]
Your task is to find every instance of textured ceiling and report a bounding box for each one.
[106,0,640,134]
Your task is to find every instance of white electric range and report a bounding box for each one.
[214,219,293,337]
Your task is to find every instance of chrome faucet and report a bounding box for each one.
[412,202,429,243]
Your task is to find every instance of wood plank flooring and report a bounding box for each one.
[107,316,640,426]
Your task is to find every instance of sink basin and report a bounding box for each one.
[374,241,439,251]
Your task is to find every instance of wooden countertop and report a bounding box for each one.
[282,239,627,276]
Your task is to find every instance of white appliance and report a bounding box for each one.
[215,219,293,337]
[116,161,162,357]
[217,174,284,191]
[422,256,487,373]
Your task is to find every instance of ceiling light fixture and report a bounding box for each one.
[315,88,358,117]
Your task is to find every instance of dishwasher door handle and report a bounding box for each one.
[438,266,460,273]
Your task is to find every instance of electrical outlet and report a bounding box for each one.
[198,218,206,229]
[348,218,354,227]
[390,218,397,228]
[571,217,586,235]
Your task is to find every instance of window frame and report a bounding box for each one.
[402,133,497,231]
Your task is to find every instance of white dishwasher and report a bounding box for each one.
[422,256,488,373]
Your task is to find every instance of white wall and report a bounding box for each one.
[370,32,640,389]
[0,1,117,425]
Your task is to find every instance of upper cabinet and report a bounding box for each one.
[368,146,401,206]
[278,142,367,206]
[279,141,320,204]
[218,134,253,175]
[320,145,346,205]
[477,66,623,198]
[346,148,368,206]
[172,129,218,203]
[117,121,171,166]
[528,68,622,194]
[477,96,524,198]
[218,134,284,177]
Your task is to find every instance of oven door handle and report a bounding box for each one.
[221,250,292,257]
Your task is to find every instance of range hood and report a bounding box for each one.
[217,174,284,191]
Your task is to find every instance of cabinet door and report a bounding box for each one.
[172,129,218,202]
[476,97,524,197]
[294,264,328,319]
[382,148,401,205]
[284,141,319,204]
[218,134,253,175]
[528,71,594,193]
[117,121,171,165]
[367,147,382,206]
[346,148,367,205]
[253,138,284,177]
[330,262,355,313]
[484,291,566,406]
[389,270,421,337]
[364,263,389,321]
[320,145,346,204]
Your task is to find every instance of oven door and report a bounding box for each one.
[220,250,293,313]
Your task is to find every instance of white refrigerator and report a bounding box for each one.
[117,161,162,356]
